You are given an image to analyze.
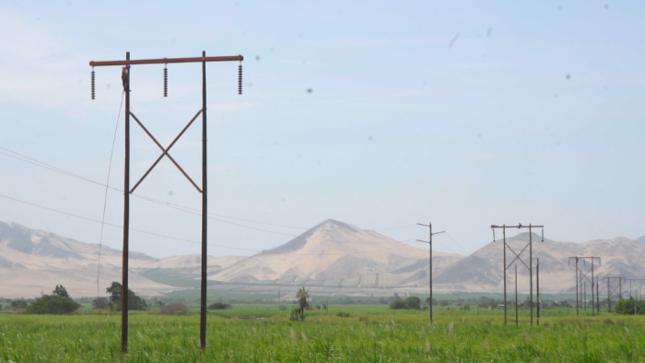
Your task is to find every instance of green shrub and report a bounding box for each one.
[614,297,645,315]
[389,296,421,310]
[336,312,351,318]
[208,302,232,310]
[290,308,305,321]
[160,302,189,315]
[25,295,80,315]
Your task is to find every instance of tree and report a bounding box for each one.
[405,296,421,310]
[389,299,407,309]
[53,285,70,299]
[92,297,110,310]
[296,287,309,314]
[615,297,645,315]
[9,300,27,309]
[106,281,148,311]
[26,294,80,314]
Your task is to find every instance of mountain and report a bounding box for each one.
[431,232,645,293]
[637,236,645,244]
[0,221,172,298]
[208,219,463,287]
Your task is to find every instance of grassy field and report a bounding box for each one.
[1,305,644,362]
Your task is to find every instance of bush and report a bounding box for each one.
[106,281,148,311]
[208,302,232,310]
[463,304,471,311]
[614,298,645,315]
[289,308,305,321]
[440,300,449,306]
[389,296,421,310]
[404,296,421,310]
[25,295,80,315]
[160,302,189,315]
[389,299,407,310]
[10,300,27,309]
[336,312,351,318]
[92,297,110,310]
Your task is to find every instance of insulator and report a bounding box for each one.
[91,69,95,100]
[238,64,243,95]
[163,66,168,97]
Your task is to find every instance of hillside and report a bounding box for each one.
[0,221,170,298]
[208,219,463,287]
[432,232,645,293]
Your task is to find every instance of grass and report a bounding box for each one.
[0,305,644,362]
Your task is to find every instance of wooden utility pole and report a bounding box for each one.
[568,256,600,316]
[604,276,626,313]
[90,52,244,353]
[416,223,445,324]
[491,224,544,326]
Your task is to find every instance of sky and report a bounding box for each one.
[0,0,643,259]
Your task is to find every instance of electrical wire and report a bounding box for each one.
[444,232,471,256]
[97,91,124,299]
[0,146,301,236]
[0,193,256,252]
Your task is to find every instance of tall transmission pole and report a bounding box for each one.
[604,276,626,313]
[90,52,244,354]
[490,224,544,326]
[416,222,444,324]
[568,256,600,316]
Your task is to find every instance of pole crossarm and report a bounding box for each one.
[90,55,243,67]
[129,111,203,193]
[491,225,544,229]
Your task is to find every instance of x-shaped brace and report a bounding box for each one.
[130,110,203,194]
[506,242,530,271]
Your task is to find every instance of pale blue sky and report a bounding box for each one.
[0,1,643,258]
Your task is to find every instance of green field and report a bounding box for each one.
[1,305,644,362]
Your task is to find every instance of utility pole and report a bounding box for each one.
[596,277,600,314]
[416,223,445,324]
[491,224,544,326]
[568,256,600,316]
[90,52,244,354]
[515,265,519,326]
[627,279,645,315]
[533,258,540,325]
[604,277,626,313]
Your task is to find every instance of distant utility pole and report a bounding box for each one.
[416,222,445,324]
[627,279,645,315]
[490,224,544,326]
[533,258,541,325]
[567,256,600,316]
[604,276,626,313]
[515,265,519,326]
[90,52,244,354]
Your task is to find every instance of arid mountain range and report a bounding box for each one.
[0,220,644,298]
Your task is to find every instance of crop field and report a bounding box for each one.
[1,306,644,362]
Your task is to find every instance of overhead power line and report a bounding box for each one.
[0,145,299,237]
[0,146,420,236]
[0,193,256,252]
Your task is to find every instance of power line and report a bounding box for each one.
[0,145,427,236]
[97,90,125,299]
[0,193,256,252]
[0,146,301,236]
[444,232,470,255]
